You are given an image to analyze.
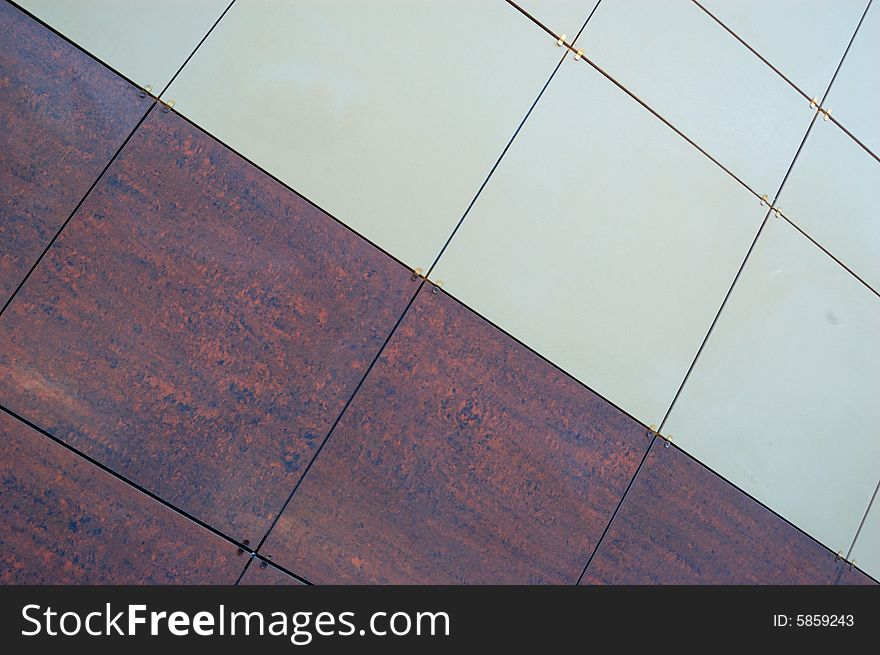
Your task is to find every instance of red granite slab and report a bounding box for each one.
[837,565,878,585]
[0,410,243,583]
[239,560,305,585]
[581,440,842,584]
[260,286,650,583]
[0,1,150,308]
[0,107,418,544]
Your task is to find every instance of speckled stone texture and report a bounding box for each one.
[0,410,243,583]
[239,561,305,585]
[261,286,650,584]
[0,1,150,308]
[0,107,418,545]
[582,440,842,584]
[837,565,878,585]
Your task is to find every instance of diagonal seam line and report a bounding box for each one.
[659,0,875,432]
[234,558,253,585]
[0,101,156,320]
[846,477,879,560]
[251,279,427,554]
[818,0,880,162]
[818,0,873,107]
[0,403,315,585]
[694,0,879,165]
[505,0,562,41]
[158,0,236,98]
[665,439,860,574]
[779,213,879,299]
[575,435,656,585]
[6,0,145,91]
[10,0,873,582]
[437,289,652,433]
[429,0,604,277]
[657,111,820,434]
[828,113,880,164]
[505,0,603,45]
[159,109,416,274]
[407,283,880,576]
[236,556,315,586]
[572,0,604,43]
[0,405,246,559]
[691,0,810,102]
[571,6,880,298]
[425,50,568,277]
[572,53,762,200]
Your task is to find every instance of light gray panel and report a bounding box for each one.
[777,118,880,292]
[18,0,230,89]
[665,217,880,554]
[580,0,811,194]
[516,0,600,37]
[824,1,880,152]
[850,490,880,580]
[698,0,866,98]
[433,57,764,426]
[166,0,562,269]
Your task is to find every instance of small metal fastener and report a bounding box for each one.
[161,99,176,113]
[760,194,769,206]
[836,550,844,561]
[849,560,857,570]
[809,97,818,109]
[646,424,657,439]
[663,434,673,448]
[260,560,268,569]
[823,108,832,122]
[431,280,443,294]
[411,267,423,281]
[237,547,245,556]
[773,206,782,218]
[138,84,153,98]
[574,48,584,61]
[557,34,566,46]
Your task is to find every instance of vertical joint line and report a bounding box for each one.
[575,434,656,584]
[0,101,156,320]
[252,279,427,553]
[158,0,237,98]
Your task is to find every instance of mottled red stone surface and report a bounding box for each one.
[239,561,305,585]
[837,565,878,585]
[0,107,418,544]
[261,286,649,584]
[582,441,841,584]
[0,410,242,584]
[0,1,150,308]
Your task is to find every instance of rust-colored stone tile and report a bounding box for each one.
[0,410,242,584]
[0,1,150,307]
[0,108,418,544]
[239,560,305,585]
[837,565,878,585]
[261,286,650,584]
[582,441,841,584]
